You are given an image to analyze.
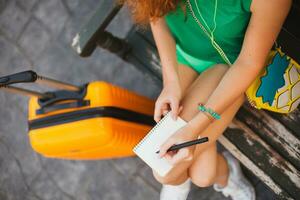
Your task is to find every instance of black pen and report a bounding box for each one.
[156,137,209,154]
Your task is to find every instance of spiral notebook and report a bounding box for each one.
[133,111,187,177]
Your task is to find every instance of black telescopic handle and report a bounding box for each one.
[0,70,81,91]
[0,70,37,86]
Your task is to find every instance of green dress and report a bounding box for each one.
[164,0,252,74]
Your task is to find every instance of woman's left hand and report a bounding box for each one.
[158,122,200,166]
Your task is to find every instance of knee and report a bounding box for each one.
[188,167,216,187]
[152,170,181,185]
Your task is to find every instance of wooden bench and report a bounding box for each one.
[72,1,300,199]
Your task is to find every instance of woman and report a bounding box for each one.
[121,0,292,199]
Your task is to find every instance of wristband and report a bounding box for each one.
[197,103,221,120]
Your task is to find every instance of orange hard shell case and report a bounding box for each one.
[28,81,156,160]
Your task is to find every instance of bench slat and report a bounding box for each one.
[277,28,300,63]
[292,0,300,10]
[135,28,156,48]
[237,103,300,170]
[218,134,293,200]
[269,109,300,139]
[221,119,300,199]
[282,3,300,42]
[125,27,162,83]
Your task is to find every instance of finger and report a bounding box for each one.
[162,104,169,116]
[166,149,178,157]
[163,110,169,116]
[164,150,179,164]
[164,152,173,159]
[159,138,176,158]
[170,99,179,121]
[178,105,183,114]
[154,100,163,122]
[164,153,173,164]
[170,148,190,165]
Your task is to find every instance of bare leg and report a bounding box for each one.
[188,91,245,187]
[176,63,199,97]
[215,152,230,187]
[153,63,246,188]
[152,63,198,185]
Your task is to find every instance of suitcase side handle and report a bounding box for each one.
[0,70,37,86]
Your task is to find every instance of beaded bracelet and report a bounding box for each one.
[197,104,215,122]
[197,103,221,120]
[201,110,215,123]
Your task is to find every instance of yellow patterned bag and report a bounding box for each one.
[245,46,300,114]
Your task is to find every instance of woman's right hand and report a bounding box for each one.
[154,79,183,123]
[150,17,184,122]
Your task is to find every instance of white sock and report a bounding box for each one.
[164,178,191,190]
[214,183,226,190]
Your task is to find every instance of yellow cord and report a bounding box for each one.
[188,0,233,66]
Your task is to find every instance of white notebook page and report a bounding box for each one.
[133,111,187,176]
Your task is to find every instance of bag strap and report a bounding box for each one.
[186,0,232,66]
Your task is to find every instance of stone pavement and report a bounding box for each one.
[0,1,275,200]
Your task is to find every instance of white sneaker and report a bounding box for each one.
[160,178,191,200]
[213,151,256,200]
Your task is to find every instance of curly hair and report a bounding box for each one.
[118,0,186,26]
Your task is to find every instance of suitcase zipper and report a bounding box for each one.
[28,106,156,130]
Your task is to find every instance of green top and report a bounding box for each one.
[165,0,252,66]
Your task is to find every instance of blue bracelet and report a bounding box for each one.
[198,103,221,120]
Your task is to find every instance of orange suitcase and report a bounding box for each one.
[0,71,156,160]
